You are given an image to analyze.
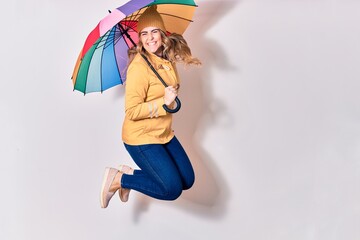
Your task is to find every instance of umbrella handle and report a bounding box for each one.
[163,97,181,113]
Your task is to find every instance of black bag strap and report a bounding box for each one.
[141,54,181,113]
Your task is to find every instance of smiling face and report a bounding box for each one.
[139,27,163,56]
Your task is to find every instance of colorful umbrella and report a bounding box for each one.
[71,0,197,95]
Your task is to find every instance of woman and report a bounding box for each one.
[100,6,201,208]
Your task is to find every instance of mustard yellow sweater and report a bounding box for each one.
[122,53,180,145]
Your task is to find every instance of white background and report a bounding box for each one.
[1,0,359,239]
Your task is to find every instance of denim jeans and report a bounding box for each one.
[122,136,195,200]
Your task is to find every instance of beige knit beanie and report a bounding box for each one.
[137,5,166,33]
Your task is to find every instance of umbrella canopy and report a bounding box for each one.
[71,0,197,95]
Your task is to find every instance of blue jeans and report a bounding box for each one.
[121,136,195,200]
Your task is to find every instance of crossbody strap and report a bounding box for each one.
[141,54,181,114]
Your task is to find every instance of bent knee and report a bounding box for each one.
[166,190,182,200]
[183,173,195,190]
[162,182,183,200]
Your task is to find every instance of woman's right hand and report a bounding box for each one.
[163,86,178,106]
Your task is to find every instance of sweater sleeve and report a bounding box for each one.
[124,62,168,121]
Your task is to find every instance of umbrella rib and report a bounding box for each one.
[124,8,142,24]
[83,44,98,95]
[88,33,110,95]
[119,24,137,47]
[159,13,193,22]
[100,45,103,93]
[100,31,111,93]
[111,36,122,85]
[96,35,113,49]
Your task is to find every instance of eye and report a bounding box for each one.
[152,29,159,34]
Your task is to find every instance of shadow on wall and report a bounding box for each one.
[131,0,240,222]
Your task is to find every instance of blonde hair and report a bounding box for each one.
[128,31,201,66]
